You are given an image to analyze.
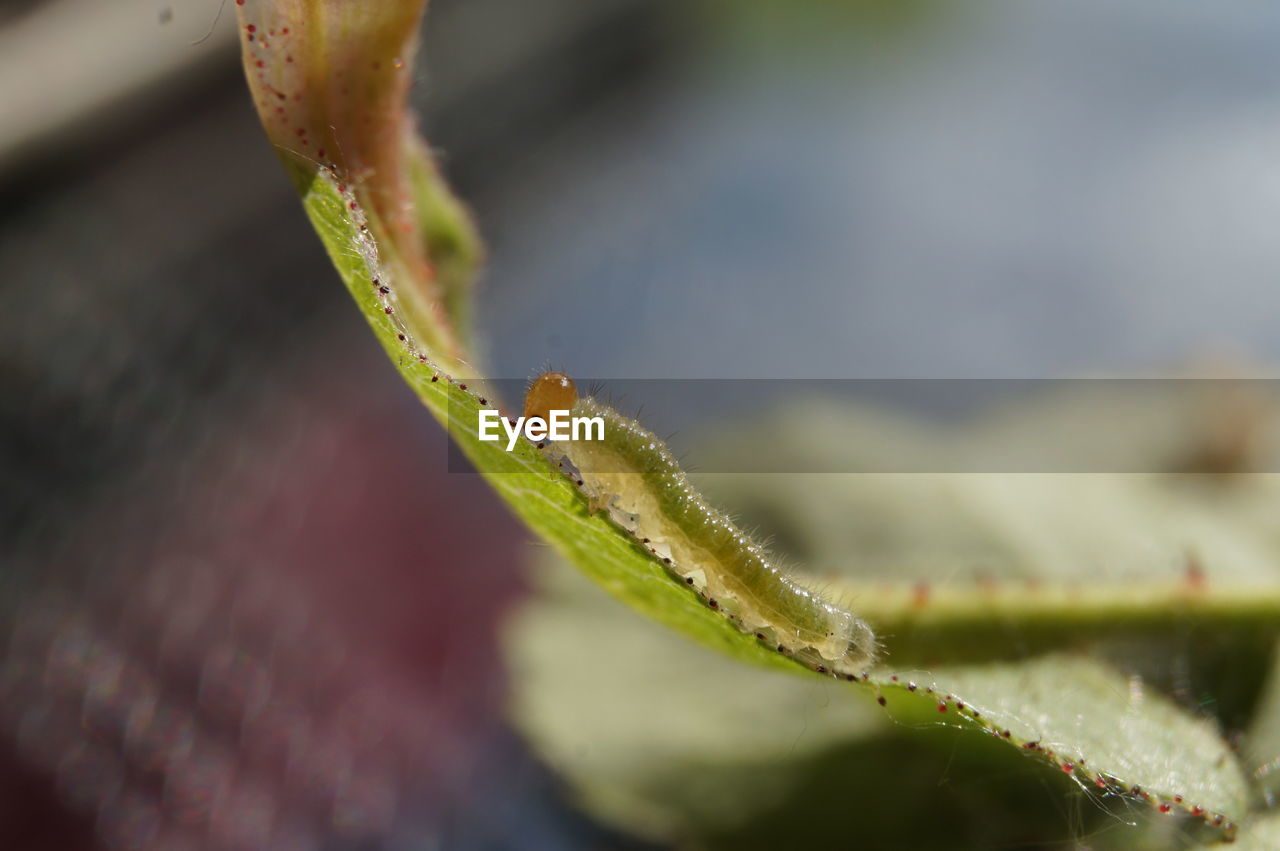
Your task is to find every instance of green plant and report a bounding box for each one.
[233,2,1280,845]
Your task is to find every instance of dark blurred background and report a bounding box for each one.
[2,0,1280,847]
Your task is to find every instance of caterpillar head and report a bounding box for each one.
[524,372,578,422]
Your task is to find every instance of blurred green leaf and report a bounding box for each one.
[510,553,1252,847]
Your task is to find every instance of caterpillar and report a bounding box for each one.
[525,373,879,677]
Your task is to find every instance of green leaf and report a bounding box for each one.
[283,114,799,682]
[881,659,1248,820]
[509,553,1251,846]
[290,170,1257,841]
[233,3,1275,842]
[504,554,884,843]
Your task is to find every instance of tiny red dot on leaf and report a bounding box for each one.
[1159,804,1172,814]
[877,696,886,706]
[246,24,255,32]
[1062,763,1074,773]
[937,703,947,713]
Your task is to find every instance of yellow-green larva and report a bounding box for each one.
[525,373,878,677]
